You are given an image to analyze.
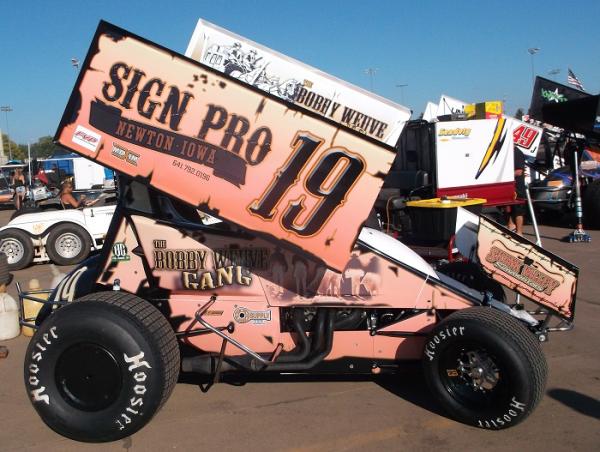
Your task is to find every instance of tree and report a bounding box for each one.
[30,135,65,159]
[514,108,525,120]
[0,133,25,161]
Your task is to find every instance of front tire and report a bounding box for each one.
[422,307,547,429]
[0,229,34,270]
[24,292,180,442]
[45,223,91,266]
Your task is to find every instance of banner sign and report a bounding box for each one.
[477,216,578,320]
[435,118,515,205]
[529,76,591,121]
[185,19,411,146]
[55,21,397,271]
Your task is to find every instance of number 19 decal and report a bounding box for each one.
[249,132,365,237]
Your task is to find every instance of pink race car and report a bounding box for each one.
[19,21,577,442]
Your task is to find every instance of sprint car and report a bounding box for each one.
[19,21,578,443]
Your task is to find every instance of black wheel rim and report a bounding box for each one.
[439,340,510,411]
[55,342,123,411]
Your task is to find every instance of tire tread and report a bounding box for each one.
[440,307,547,423]
[76,291,180,411]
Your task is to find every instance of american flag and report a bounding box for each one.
[567,68,585,91]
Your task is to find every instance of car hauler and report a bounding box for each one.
[20,21,578,442]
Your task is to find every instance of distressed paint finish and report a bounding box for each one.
[55,22,396,271]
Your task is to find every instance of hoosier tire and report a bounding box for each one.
[422,307,547,430]
[24,292,180,442]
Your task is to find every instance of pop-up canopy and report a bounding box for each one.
[54,21,397,271]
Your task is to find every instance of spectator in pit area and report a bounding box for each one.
[11,168,26,211]
[47,164,60,187]
[59,180,98,209]
[506,147,527,235]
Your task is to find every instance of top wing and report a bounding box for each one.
[54,21,396,271]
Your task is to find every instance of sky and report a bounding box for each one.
[0,0,599,145]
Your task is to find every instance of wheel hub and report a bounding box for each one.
[55,233,82,258]
[55,342,122,411]
[457,349,500,392]
[0,239,24,263]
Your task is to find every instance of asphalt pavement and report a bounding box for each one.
[0,208,598,451]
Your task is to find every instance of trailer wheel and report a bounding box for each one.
[45,224,91,266]
[24,292,180,442]
[436,261,505,302]
[0,229,34,270]
[422,307,547,429]
[583,179,600,229]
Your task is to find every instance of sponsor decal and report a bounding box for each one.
[112,142,140,166]
[477,397,526,429]
[424,326,465,361]
[111,242,131,262]
[28,326,59,405]
[475,117,507,179]
[195,32,396,141]
[152,241,269,290]
[541,87,567,103]
[72,125,101,152]
[89,96,262,187]
[115,351,151,431]
[204,310,224,316]
[437,127,471,138]
[233,306,271,324]
[513,124,539,150]
[485,245,560,295]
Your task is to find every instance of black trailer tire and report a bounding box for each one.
[45,223,91,266]
[422,307,547,429]
[24,292,180,442]
[583,179,600,229]
[0,229,34,270]
[436,261,506,302]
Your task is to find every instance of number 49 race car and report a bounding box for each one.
[17,21,578,443]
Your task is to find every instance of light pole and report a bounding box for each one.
[527,47,540,86]
[548,68,560,81]
[395,83,408,105]
[1,106,13,161]
[364,68,378,92]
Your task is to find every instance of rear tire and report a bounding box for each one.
[24,292,180,442]
[0,229,34,270]
[423,307,546,429]
[45,223,91,266]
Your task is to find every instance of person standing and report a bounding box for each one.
[506,148,527,235]
[11,167,26,211]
